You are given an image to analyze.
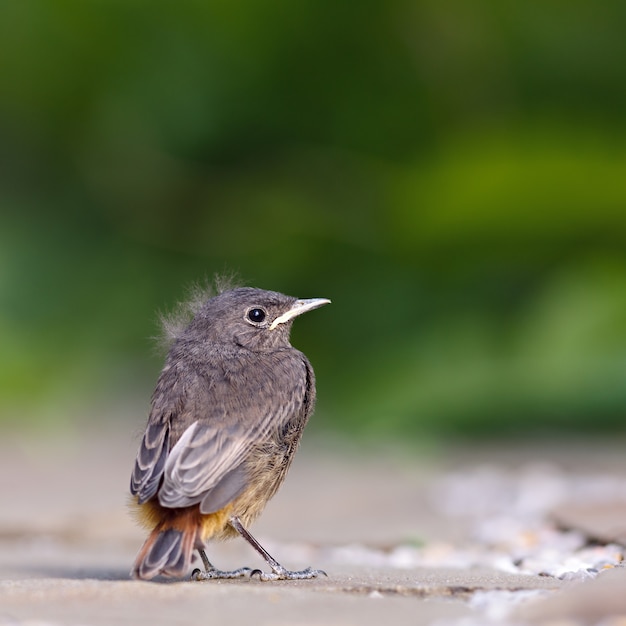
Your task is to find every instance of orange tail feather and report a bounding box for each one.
[131,508,199,580]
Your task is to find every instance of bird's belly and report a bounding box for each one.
[223,444,297,534]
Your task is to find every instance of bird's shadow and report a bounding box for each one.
[12,564,129,581]
[12,563,198,584]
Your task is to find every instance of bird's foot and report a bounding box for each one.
[191,566,253,581]
[250,565,327,581]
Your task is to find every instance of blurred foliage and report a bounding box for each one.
[1,1,626,438]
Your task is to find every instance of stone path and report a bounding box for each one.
[1,427,626,625]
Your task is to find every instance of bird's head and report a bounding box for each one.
[181,287,330,352]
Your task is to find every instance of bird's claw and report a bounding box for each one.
[250,566,327,581]
[191,566,253,581]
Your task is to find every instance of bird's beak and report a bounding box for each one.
[269,298,331,330]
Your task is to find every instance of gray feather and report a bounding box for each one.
[130,421,170,503]
[200,464,248,514]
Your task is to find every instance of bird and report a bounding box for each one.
[129,285,330,581]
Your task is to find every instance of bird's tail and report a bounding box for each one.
[131,507,198,580]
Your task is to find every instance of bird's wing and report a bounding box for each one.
[156,353,310,513]
[157,419,261,513]
[130,419,170,503]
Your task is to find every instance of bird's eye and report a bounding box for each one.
[246,307,267,324]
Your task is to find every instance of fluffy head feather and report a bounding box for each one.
[155,273,241,351]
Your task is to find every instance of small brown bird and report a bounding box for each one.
[130,286,330,581]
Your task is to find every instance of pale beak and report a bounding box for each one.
[269,298,331,330]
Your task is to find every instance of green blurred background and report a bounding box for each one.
[2,1,626,439]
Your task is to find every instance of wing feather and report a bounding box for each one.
[157,404,289,509]
[130,421,170,503]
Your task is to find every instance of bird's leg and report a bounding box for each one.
[229,516,327,581]
[199,548,212,571]
[191,548,253,580]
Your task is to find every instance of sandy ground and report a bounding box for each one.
[2,426,626,625]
